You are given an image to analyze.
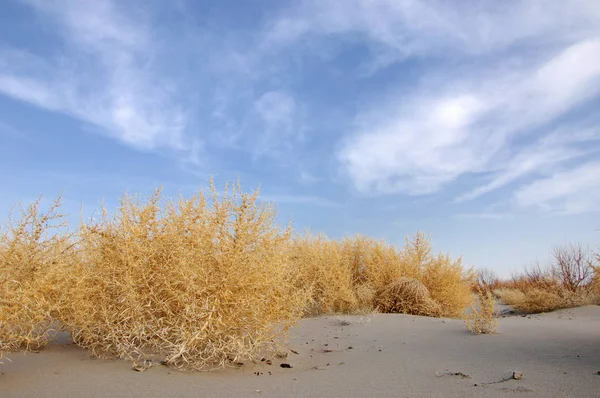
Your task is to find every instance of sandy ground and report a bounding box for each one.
[2,305,600,398]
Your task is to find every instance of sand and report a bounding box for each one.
[2,305,599,398]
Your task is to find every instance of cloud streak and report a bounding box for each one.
[338,37,600,202]
[0,0,186,151]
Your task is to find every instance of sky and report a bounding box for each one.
[1,0,599,277]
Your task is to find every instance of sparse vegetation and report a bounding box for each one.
[474,268,500,293]
[465,288,498,334]
[493,244,599,314]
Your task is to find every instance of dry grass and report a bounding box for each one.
[57,181,308,370]
[0,196,75,357]
[465,288,498,334]
[374,277,441,316]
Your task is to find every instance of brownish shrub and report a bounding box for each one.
[550,243,595,293]
[374,277,441,316]
[474,268,500,293]
[496,244,599,313]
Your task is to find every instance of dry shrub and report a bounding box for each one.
[474,268,500,293]
[496,244,599,314]
[550,243,595,293]
[289,232,473,318]
[288,234,359,315]
[510,289,566,314]
[58,180,307,370]
[465,288,498,334]
[340,235,403,295]
[288,234,403,316]
[0,196,75,356]
[401,233,475,318]
[1,181,477,368]
[374,277,441,316]
[494,288,526,306]
[354,283,376,312]
[591,266,600,304]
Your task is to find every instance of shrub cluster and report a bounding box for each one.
[493,244,599,314]
[289,232,474,318]
[1,179,475,369]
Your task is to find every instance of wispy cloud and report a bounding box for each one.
[251,90,303,157]
[264,0,600,211]
[338,37,600,197]
[1,0,599,219]
[265,0,600,68]
[0,0,186,151]
[514,162,600,214]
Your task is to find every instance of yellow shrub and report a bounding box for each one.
[288,234,358,315]
[1,181,478,369]
[58,181,307,370]
[374,277,441,316]
[465,288,498,334]
[0,196,74,355]
[340,235,403,293]
[494,288,526,305]
[399,233,475,318]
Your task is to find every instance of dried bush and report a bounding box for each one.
[288,234,359,315]
[474,268,500,293]
[401,233,475,318]
[510,289,567,314]
[374,277,441,316]
[1,181,478,369]
[0,196,75,355]
[58,181,307,370]
[496,287,593,314]
[340,235,403,294]
[465,288,498,334]
[289,232,473,318]
[494,288,526,306]
[549,243,595,293]
[495,244,599,314]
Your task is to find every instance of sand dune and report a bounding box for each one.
[2,306,600,398]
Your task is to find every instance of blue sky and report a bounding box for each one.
[1,0,599,277]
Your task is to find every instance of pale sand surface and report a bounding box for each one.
[2,306,599,398]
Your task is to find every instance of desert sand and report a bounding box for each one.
[2,306,599,398]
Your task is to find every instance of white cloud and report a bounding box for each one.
[248,90,305,158]
[255,91,296,128]
[514,162,600,214]
[266,0,600,65]
[339,38,600,196]
[0,0,186,151]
